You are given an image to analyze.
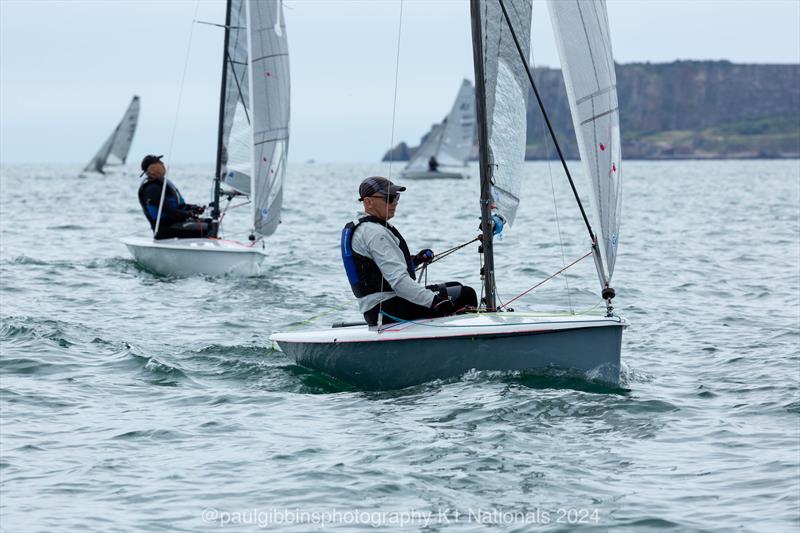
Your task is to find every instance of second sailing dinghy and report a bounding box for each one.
[122,0,289,277]
[271,0,626,389]
[83,95,140,175]
[400,79,476,180]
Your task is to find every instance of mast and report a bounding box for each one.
[470,0,497,311]
[212,0,233,223]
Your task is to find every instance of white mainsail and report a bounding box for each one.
[220,0,289,237]
[221,0,253,194]
[247,0,290,237]
[83,95,140,173]
[406,79,476,171]
[548,0,622,283]
[478,0,532,227]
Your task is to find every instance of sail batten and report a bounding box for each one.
[548,0,622,283]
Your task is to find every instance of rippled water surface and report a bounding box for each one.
[1,160,799,532]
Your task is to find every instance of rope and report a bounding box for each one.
[154,0,201,237]
[415,236,479,272]
[499,250,593,310]
[378,0,404,329]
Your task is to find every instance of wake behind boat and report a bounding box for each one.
[123,0,290,277]
[271,0,627,388]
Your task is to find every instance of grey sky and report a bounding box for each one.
[1,0,798,165]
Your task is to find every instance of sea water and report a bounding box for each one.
[1,160,798,531]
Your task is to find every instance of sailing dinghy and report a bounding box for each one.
[400,79,476,180]
[122,0,289,277]
[271,0,626,388]
[83,95,140,175]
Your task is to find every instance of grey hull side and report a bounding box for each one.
[277,325,624,390]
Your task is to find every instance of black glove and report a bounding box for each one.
[191,205,206,215]
[431,293,456,316]
[413,248,434,267]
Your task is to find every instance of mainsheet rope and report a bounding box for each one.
[154,0,201,237]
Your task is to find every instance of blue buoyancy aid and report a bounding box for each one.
[341,216,416,298]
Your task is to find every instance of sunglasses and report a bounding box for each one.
[369,194,400,203]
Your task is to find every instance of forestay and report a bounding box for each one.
[220,0,290,237]
[406,80,476,171]
[548,0,622,282]
[83,95,140,173]
[478,0,532,227]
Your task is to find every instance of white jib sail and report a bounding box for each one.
[246,0,290,237]
[83,95,140,173]
[406,79,476,171]
[548,0,622,283]
[480,0,532,227]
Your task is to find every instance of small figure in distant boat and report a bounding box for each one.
[428,155,439,172]
[341,176,477,326]
[137,154,215,240]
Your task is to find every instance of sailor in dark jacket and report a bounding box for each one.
[137,154,214,240]
[341,176,477,326]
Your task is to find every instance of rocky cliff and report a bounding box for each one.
[383,61,800,161]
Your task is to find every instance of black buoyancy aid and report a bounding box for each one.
[341,216,416,298]
[137,178,183,228]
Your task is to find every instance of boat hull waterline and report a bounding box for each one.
[400,169,470,180]
[121,237,267,277]
[270,313,626,389]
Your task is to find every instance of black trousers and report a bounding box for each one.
[154,219,216,240]
[364,282,478,326]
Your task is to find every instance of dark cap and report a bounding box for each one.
[140,154,164,176]
[358,176,406,201]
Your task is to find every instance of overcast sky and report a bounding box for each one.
[1,0,798,165]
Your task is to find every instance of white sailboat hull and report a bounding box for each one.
[400,169,470,180]
[121,236,267,277]
[270,313,626,389]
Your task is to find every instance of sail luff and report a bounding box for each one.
[548,0,622,283]
[212,0,234,220]
[470,0,497,311]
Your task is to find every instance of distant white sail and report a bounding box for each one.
[478,0,532,227]
[247,0,290,237]
[548,0,622,282]
[84,95,140,174]
[406,80,476,171]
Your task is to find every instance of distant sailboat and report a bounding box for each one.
[400,79,476,180]
[122,0,289,277]
[270,0,626,389]
[83,95,140,174]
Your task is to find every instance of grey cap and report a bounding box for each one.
[358,176,406,201]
